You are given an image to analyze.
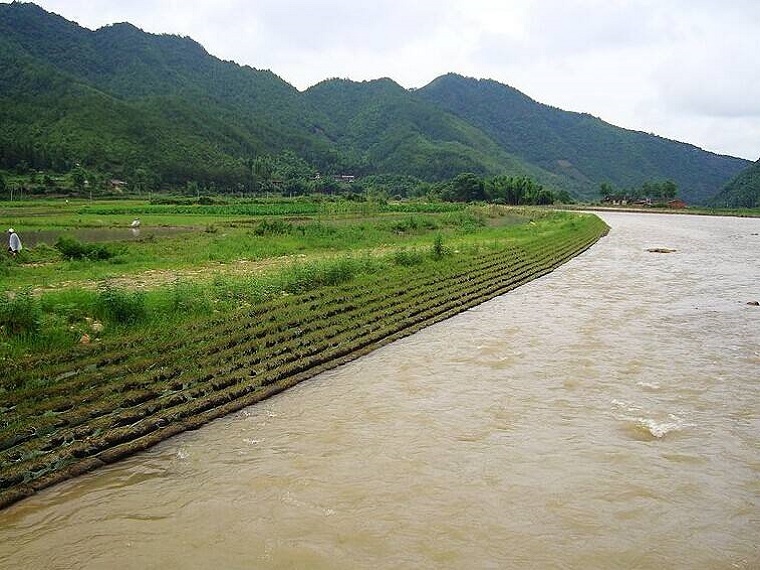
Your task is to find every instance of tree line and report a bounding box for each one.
[1,145,573,205]
[599,180,679,202]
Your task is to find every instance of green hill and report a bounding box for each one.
[417,74,749,203]
[708,159,760,208]
[303,77,562,183]
[0,2,336,187]
[0,2,751,202]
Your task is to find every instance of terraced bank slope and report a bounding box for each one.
[0,214,608,509]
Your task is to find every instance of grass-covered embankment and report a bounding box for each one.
[0,207,608,509]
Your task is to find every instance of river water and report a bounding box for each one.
[1,211,758,569]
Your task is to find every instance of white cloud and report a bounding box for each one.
[7,0,760,160]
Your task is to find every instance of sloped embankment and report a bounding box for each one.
[0,215,608,509]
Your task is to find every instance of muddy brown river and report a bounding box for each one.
[1,211,758,569]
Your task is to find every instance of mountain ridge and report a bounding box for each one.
[708,159,760,208]
[0,2,751,202]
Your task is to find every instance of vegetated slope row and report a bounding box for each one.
[0,215,608,510]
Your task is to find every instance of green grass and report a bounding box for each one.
[0,199,529,291]
[0,203,593,360]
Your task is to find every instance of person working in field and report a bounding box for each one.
[7,228,22,257]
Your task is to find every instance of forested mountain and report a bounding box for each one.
[303,77,559,184]
[708,160,760,208]
[0,2,336,187]
[0,2,751,201]
[417,74,749,204]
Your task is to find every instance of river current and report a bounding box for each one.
[1,211,758,569]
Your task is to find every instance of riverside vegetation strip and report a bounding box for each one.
[0,199,608,509]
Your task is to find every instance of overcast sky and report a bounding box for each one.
[10,0,760,160]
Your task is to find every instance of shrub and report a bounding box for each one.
[391,216,438,233]
[96,284,146,325]
[431,234,446,260]
[253,219,292,236]
[322,259,358,286]
[393,249,423,267]
[55,236,117,261]
[0,290,41,336]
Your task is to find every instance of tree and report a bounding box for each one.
[129,168,155,195]
[186,180,200,198]
[0,172,6,196]
[253,156,274,192]
[70,166,89,192]
[447,172,486,202]
[486,175,550,205]
[599,182,614,198]
[661,180,678,200]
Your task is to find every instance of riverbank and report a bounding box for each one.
[565,204,760,218]
[0,211,608,510]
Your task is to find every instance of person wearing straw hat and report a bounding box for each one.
[7,228,22,257]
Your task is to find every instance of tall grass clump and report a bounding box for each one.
[253,219,293,236]
[431,234,447,260]
[96,284,146,325]
[38,288,99,324]
[444,209,487,233]
[0,255,11,278]
[0,289,42,336]
[167,280,215,315]
[280,257,375,294]
[390,215,439,233]
[393,248,424,267]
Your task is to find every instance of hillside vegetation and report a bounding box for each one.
[0,2,750,202]
[708,160,760,208]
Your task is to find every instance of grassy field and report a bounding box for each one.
[2,197,539,358]
[0,196,609,509]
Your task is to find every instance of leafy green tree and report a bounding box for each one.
[447,172,486,202]
[186,180,200,198]
[485,175,551,205]
[661,180,678,200]
[253,156,274,192]
[129,168,155,195]
[599,182,614,198]
[70,166,88,192]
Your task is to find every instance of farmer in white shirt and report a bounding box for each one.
[7,228,22,257]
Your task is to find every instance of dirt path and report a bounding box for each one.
[31,248,399,293]
[29,255,308,293]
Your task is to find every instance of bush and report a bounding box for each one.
[55,236,117,261]
[253,219,292,236]
[0,290,41,336]
[431,234,446,260]
[96,284,146,325]
[322,259,358,286]
[393,249,423,266]
[390,216,438,233]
